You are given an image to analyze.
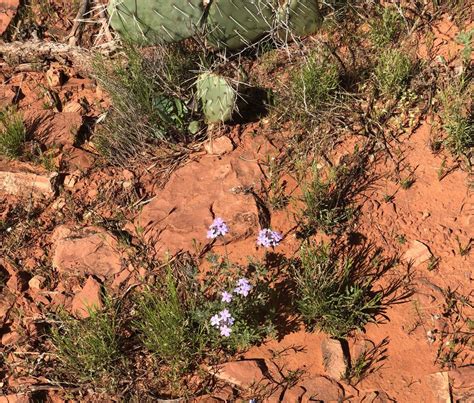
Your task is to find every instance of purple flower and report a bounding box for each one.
[221,291,233,303]
[220,324,232,337]
[257,228,283,248]
[210,314,221,328]
[207,217,229,239]
[234,278,252,297]
[219,308,232,322]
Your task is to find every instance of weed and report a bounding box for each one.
[395,234,407,245]
[427,256,440,271]
[292,54,339,113]
[456,29,474,67]
[300,163,354,235]
[369,6,402,48]
[375,49,413,96]
[134,266,206,379]
[455,236,472,256]
[93,45,200,164]
[400,175,415,189]
[293,243,383,338]
[344,338,389,384]
[50,303,122,387]
[0,107,27,158]
[438,77,473,159]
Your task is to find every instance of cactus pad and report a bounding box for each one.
[277,0,322,37]
[196,73,237,123]
[108,0,205,44]
[206,0,275,49]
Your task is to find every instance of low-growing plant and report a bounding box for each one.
[134,265,207,378]
[0,107,27,158]
[292,54,339,113]
[293,243,383,338]
[93,45,200,164]
[369,6,403,48]
[438,77,473,159]
[300,163,354,235]
[50,303,122,387]
[375,49,413,96]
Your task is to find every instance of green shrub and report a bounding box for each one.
[0,107,26,158]
[50,304,122,387]
[375,49,413,96]
[294,243,383,338]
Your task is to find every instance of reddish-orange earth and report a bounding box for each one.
[0,2,473,402]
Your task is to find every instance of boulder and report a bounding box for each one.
[51,225,124,278]
[71,276,103,318]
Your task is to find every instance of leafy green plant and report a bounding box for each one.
[375,49,413,96]
[369,6,402,48]
[50,304,122,387]
[0,107,27,158]
[293,243,383,338]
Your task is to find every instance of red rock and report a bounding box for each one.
[301,376,344,402]
[209,359,268,389]
[449,366,474,401]
[0,289,15,324]
[1,330,20,345]
[360,390,396,402]
[0,394,29,403]
[424,372,451,403]
[403,240,432,267]
[0,0,19,36]
[72,276,102,318]
[28,275,46,290]
[321,338,348,379]
[63,101,84,114]
[0,163,57,197]
[204,136,234,155]
[133,155,261,255]
[51,225,124,278]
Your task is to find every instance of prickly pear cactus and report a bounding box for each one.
[206,0,275,50]
[277,0,322,37]
[196,73,237,123]
[108,0,205,44]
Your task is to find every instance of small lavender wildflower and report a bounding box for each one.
[234,278,252,297]
[219,308,232,322]
[257,228,283,248]
[210,314,221,328]
[221,291,233,303]
[220,324,232,337]
[207,217,229,239]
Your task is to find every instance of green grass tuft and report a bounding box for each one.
[369,6,403,48]
[375,49,413,96]
[438,78,473,158]
[0,107,27,158]
[293,55,340,111]
[293,243,383,338]
[50,303,122,387]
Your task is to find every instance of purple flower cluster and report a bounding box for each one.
[210,308,234,337]
[257,228,283,248]
[211,278,253,337]
[234,278,252,297]
[207,217,229,239]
